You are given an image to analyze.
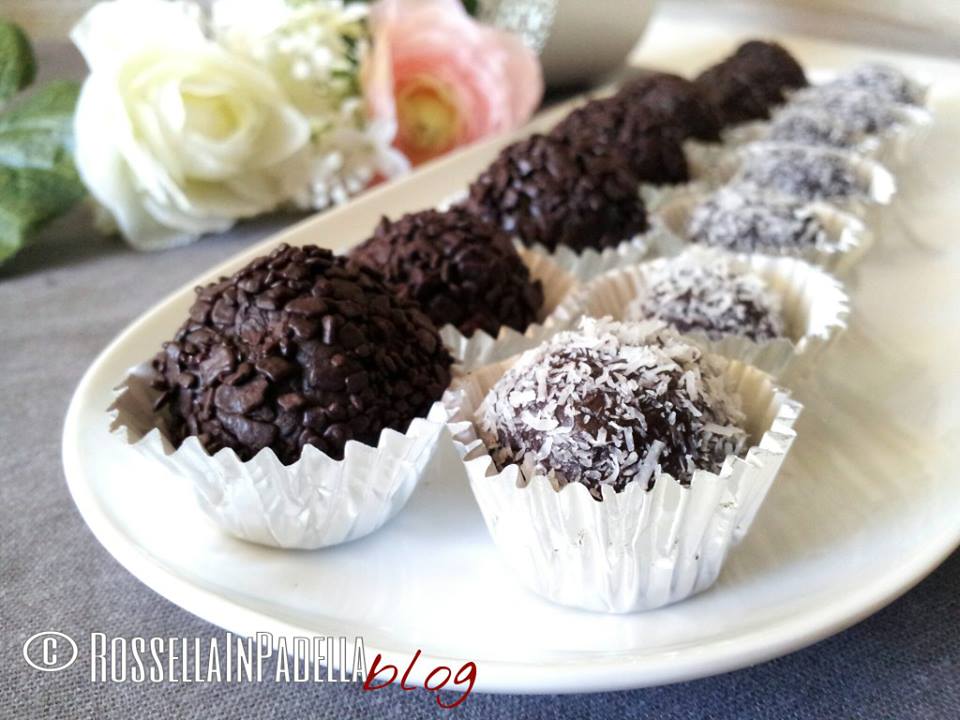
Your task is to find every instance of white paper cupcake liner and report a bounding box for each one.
[520,232,652,284]
[553,248,849,382]
[436,352,801,613]
[439,247,578,371]
[654,189,874,276]
[109,363,447,549]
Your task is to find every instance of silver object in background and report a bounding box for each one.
[478,0,657,87]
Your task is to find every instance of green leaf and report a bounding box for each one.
[0,165,85,262]
[0,21,37,104]
[0,80,85,262]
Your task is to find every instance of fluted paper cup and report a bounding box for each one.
[555,248,850,381]
[110,363,446,549]
[439,247,578,371]
[655,190,874,276]
[436,352,801,613]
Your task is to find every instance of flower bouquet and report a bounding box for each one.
[0,0,542,258]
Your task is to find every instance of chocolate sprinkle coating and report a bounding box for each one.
[349,207,545,338]
[626,253,785,342]
[617,72,722,142]
[551,95,690,184]
[730,40,808,102]
[695,63,772,126]
[151,244,453,463]
[477,318,748,500]
[464,133,649,253]
[696,40,808,126]
[687,186,829,255]
[735,145,864,202]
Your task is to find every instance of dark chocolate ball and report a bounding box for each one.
[616,72,722,142]
[551,95,689,185]
[349,207,545,338]
[477,319,748,500]
[151,244,453,463]
[464,134,649,253]
[730,40,807,101]
[696,40,808,127]
[695,62,772,126]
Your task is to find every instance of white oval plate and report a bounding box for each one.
[63,32,960,694]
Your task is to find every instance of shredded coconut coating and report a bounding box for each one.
[768,107,865,149]
[687,185,831,255]
[735,145,865,202]
[626,252,785,342]
[476,318,748,500]
[789,86,900,135]
[827,63,925,106]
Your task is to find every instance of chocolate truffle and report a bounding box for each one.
[687,186,829,255]
[767,107,863,149]
[626,253,785,342]
[349,207,544,338]
[729,40,807,102]
[151,244,453,463]
[464,134,649,253]
[735,145,865,202]
[696,40,807,126]
[551,95,690,184]
[790,86,900,135]
[617,72,722,142]
[695,63,772,126]
[476,318,748,500]
[830,63,925,106]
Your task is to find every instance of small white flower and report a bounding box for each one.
[213,0,408,210]
[72,0,311,249]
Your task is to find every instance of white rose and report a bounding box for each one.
[72,0,311,250]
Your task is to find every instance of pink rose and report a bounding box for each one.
[364,0,543,165]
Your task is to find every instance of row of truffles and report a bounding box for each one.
[683,61,924,256]
[145,39,824,470]
[455,40,811,258]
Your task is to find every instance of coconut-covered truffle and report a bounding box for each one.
[151,244,453,463]
[687,186,829,255]
[695,40,807,126]
[829,63,925,106]
[767,107,864,149]
[349,207,544,338]
[476,318,748,500]
[626,252,785,342]
[734,145,866,202]
[551,96,690,185]
[789,86,900,135]
[464,134,649,252]
[617,72,722,142]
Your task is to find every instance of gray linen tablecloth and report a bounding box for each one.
[2,36,959,720]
